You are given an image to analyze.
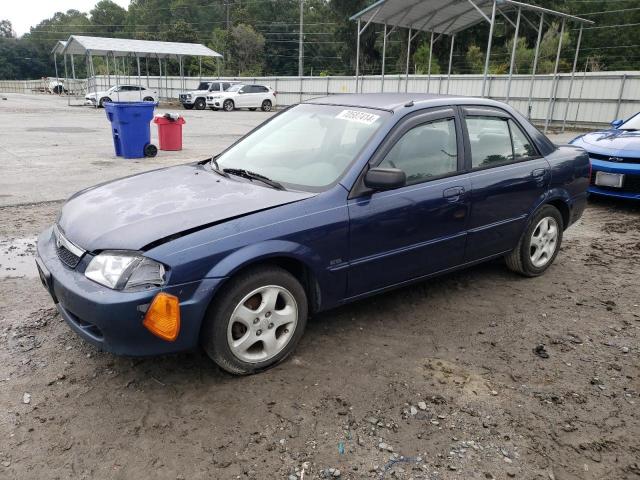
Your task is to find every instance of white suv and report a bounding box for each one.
[206,84,276,112]
[179,80,240,110]
[85,85,158,107]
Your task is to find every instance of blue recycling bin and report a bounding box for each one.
[104,102,158,159]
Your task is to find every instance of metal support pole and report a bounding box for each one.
[157,55,162,100]
[298,0,304,76]
[446,33,455,94]
[614,74,627,120]
[573,57,589,128]
[355,18,361,93]
[427,31,434,93]
[136,55,142,100]
[53,53,59,92]
[405,27,412,93]
[506,7,521,103]
[199,57,202,82]
[106,53,111,89]
[527,13,544,119]
[63,54,69,104]
[381,23,387,92]
[145,56,149,90]
[544,18,565,133]
[71,55,76,79]
[562,24,582,132]
[481,0,497,97]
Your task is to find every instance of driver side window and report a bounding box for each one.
[379,118,458,185]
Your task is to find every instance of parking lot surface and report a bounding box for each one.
[0,95,638,480]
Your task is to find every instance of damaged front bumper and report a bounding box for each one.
[35,226,222,356]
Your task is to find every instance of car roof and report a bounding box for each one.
[305,93,514,113]
[304,93,557,155]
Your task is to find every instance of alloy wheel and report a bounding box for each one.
[227,285,298,363]
[529,216,558,268]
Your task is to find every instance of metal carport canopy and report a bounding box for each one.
[349,0,593,35]
[60,35,222,59]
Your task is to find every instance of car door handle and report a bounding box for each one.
[531,168,547,178]
[443,186,465,202]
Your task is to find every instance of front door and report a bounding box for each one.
[347,108,471,298]
[461,108,551,261]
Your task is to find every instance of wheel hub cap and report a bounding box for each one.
[530,216,558,268]
[227,285,298,363]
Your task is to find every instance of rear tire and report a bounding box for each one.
[194,98,206,110]
[201,266,308,375]
[143,96,154,102]
[261,100,272,112]
[223,99,234,112]
[98,97,111,108]
[505,205,563,277]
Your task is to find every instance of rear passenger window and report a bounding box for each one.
[379,118,458,185]
[509,120,537,159]
[466,117,512,168]
[210,83,220,92]
[222,83,231,90]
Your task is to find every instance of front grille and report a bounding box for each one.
[591,171,640,193]
[590,152,640,164]
[52,225,84,269]
[56,243,81,268]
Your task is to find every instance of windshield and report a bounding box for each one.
[216,103,389,190]
[619,113,640,131]
[107,86,117,93]
[197,82,211,91]
[227,84,244,92]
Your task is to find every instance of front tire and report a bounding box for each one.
[223,99,234,112]
[99,96,111,108]
[505,205,563,277]
[143,96,154,102]
[201,266,308,375]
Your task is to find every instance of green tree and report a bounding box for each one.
[230,24,265,76]
[90,0,127,35]
[0,19,14,38]
[413,42,441,74]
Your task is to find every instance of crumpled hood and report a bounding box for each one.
[58,163,314,251]
[579,129,640,152]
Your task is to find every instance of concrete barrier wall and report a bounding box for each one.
[2,72,639,129]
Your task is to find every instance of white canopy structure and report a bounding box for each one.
[350,0,594,131]
[55,35,223,105]
[60,36,222,59]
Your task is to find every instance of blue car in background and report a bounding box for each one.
[570,113,640,200]
[36,94,590,375]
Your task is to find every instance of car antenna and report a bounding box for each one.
[404,100,414,107]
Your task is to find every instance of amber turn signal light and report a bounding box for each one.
[143,293,180,342]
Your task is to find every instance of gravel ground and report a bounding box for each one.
[0,95,638,480]
[0,197,639,480]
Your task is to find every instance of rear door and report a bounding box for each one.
[347,107,471,297]
[462,107,550,261]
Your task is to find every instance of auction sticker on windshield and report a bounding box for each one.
[336,109,380,125]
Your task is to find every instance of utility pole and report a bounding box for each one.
[298,0,304,76]
[226,0,230,30]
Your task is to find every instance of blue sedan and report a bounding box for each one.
[570,113,640,200]
[36,94,589,374]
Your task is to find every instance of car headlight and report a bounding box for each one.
[186,94,192,98]
[85,251,166,290]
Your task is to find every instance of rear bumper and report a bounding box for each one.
[589,158,640,200]
[36,226,222,356]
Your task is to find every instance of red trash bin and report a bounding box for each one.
[153,115,186,151]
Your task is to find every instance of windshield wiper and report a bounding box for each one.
[223,168,285,190]
[209,156,228,177]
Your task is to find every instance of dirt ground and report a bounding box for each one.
[0,195,639,480]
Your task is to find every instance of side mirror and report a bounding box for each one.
[364,167,406,191]
[611,119,624,129]
[238,89,245,94]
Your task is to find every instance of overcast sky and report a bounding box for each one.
[5,0,131,36]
